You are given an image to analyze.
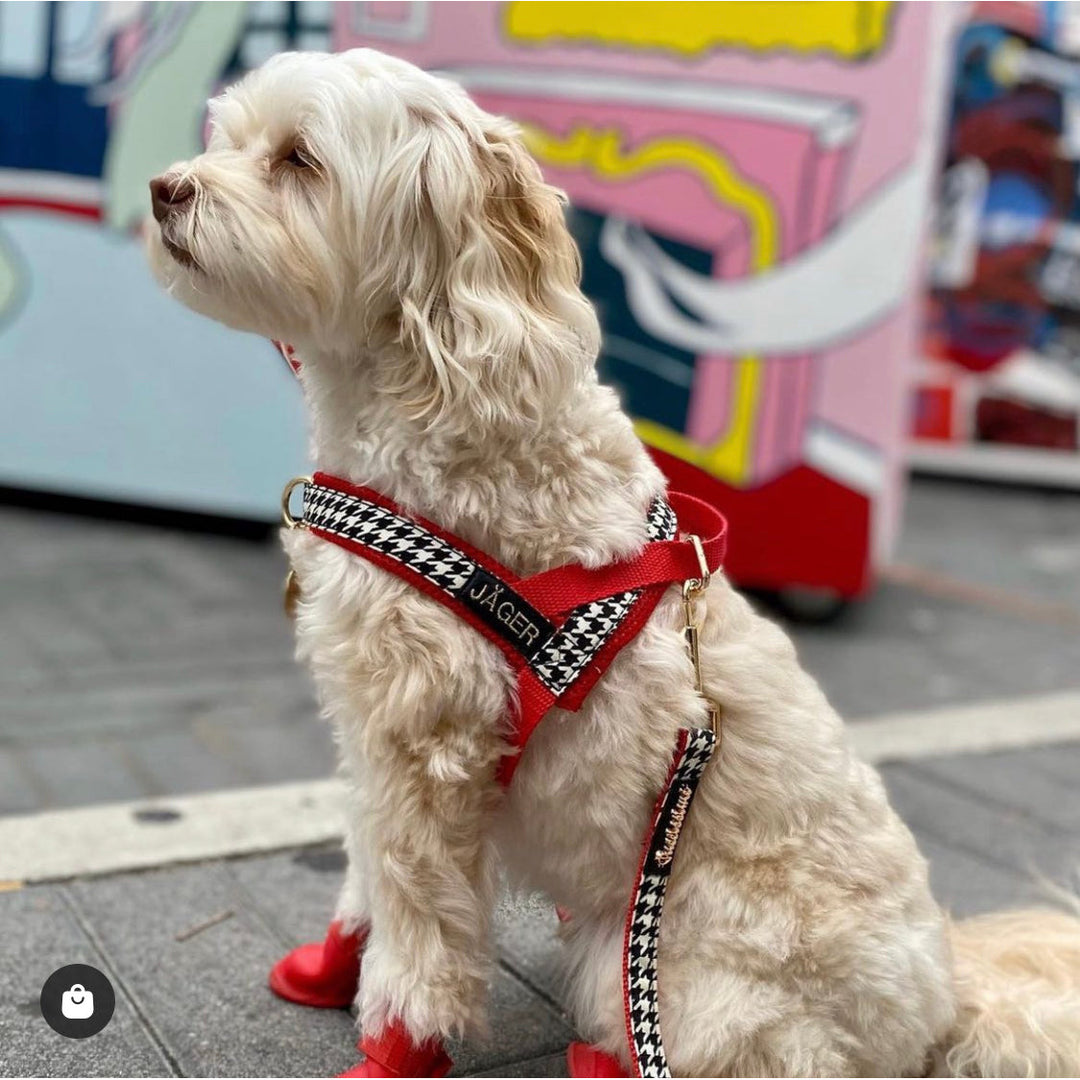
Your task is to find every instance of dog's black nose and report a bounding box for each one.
[149,174,195,223]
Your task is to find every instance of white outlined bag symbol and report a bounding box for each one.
[61,984,94,1019]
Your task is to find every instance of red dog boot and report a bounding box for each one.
[339,1020,452,1078]
[269,920,367,1009]
[566,1042,630,1078]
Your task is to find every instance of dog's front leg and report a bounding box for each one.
[342,699,503,1076]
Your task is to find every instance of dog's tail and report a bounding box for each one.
[929,908,1080,1076]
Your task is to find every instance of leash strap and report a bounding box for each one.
[623,726,716,1078]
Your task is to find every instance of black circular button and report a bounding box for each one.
[40,964,115,1038]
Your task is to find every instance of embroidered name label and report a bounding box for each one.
[654,784,692,868]
[458,567,554,662]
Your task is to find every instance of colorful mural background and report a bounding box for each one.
[0,2,951,596]
[917,0,1080,487]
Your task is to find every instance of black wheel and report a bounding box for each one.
[770,587,850,624]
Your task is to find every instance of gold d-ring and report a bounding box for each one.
[681,534,711,597]
[281,476,312,529]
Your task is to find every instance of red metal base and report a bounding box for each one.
[269,920,367,1009]
[649,450,873,599]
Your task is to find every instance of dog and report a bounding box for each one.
[148,48,1080,1077]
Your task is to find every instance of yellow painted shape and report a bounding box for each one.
[522,121,782,485]
[522,126,778,271]
[635,356,763,481]
[504,2,895,60]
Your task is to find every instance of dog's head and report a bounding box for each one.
[147,48,597,420]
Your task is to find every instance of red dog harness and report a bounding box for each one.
[286,472,725,779]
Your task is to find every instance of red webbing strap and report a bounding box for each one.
[501,581,667,786]
[516,493,726,613]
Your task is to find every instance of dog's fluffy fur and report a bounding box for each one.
[148,49,1080,1076]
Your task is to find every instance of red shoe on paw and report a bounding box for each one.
[269,920,367,1009]
[566,1041,630,1078]
[339,1021,452,1078]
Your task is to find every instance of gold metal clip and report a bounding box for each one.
[281,477,311,620]
[681,536,721,738]
[283,569,301,619]
[281,476,312,529]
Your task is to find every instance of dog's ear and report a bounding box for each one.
[475,128,583,320]
[369,111,595,424]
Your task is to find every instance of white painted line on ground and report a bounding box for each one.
[849,690,1080,764]
[2,691,1079,884]
[0,778,346,885]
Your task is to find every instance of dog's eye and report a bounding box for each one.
[283,145,314,169]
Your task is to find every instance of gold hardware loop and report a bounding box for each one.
[681,535,720,738]
[281,476,312,529]
[681,534,710,598]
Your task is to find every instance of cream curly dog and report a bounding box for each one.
[148,48,1080,1077]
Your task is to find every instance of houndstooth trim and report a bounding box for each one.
[303,484,475,592]
[531,495,679,694]
[304,482,678,697]
[625,727,716,1078]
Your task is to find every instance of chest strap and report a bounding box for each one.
[286,471,726,783]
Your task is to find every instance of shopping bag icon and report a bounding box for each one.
[60,984,94,1020]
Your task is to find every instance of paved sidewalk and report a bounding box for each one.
[2,476,1078,1075]
[3,740,1079,1078]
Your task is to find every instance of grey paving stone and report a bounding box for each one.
[124,728,252,796]
[472,1049,569,1077]
[790,582,1080,721]
[911,834,1030,919]
[0,619,50,690]
[1015,741,1080,787]
[0,668,315,740]
[494,892,567,1009]
[221,718,337,789]
[785,478,1080,721]
[0,884,174,1078]
[0,746,47,815]
[68,862,357,1078]
[913,744,1080,833]
[110,608,296,667]
[8,599,116,672]
[899,478,1080,610]
[881,762,1080,882]
[22,739,147,809]
[447,967,574,1077]
[227,844,345,948]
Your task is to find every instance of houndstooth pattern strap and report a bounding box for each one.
[624,726,716,1079]
[303,481,677,694]
[304,484,476,593]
